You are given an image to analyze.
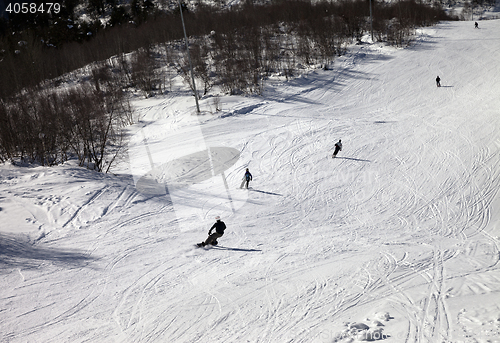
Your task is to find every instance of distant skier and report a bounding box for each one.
[198,216,226,247]
[241,168,252,189]
[474,22,479,29]
[332,139,342,158]
[436,76,441,87]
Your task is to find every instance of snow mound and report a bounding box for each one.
[373,312,391,322]
[333,315,391,342]
[348,322,370,331]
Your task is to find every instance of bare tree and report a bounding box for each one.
[131,47,160,98]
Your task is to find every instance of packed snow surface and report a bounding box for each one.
[1,20,500,343]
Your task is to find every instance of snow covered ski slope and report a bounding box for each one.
[1,20,500,343]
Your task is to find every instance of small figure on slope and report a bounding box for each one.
[241,168,253,189]
[198,216,226,247]
[474,22,479,29]
[436,76,441,87]
[332,139,342,158]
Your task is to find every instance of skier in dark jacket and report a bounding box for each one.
[332,139,342,158]
[199,216,226,247]
[243,168,253,189]
[436,76,441,87]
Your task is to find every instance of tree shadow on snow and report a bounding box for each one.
[0,233,96,271]
[407,39,440,52]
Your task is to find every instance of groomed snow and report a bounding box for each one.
[1,20,500,343]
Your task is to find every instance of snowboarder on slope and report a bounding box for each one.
[243,168,252,189]
[332,139,342,158]
[198,216,226,247]
[436,76,441,87]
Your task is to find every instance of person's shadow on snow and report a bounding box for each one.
[249,188,283,196]
[336,157,371,162]
[213,246,262,252]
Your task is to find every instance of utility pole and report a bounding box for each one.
[178,0,200,114]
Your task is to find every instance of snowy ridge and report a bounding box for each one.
[1,20,500,343]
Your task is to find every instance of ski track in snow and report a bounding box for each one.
[1,20,500,343]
